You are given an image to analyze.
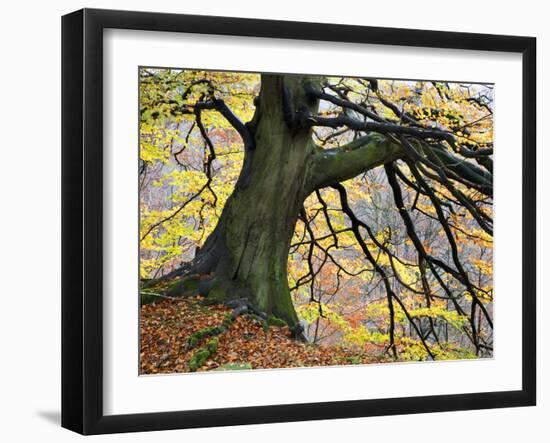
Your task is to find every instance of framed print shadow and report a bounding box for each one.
[61,8,537,435]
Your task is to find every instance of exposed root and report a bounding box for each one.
[289,322,308,342]
[140,297,389,374]
[187,313,235,350]
[224,297,267,319]
[187,298,272,350]
[141,273,307,342]
[140,275,202,306]
[139,290,177,306]
[184,298,298,370]
[188,337,219,372]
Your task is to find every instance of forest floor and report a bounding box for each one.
[140,296,389,374]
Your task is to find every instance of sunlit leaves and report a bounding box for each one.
[139,68,494,362]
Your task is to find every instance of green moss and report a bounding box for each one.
[207,284,229,302]
[222,313,235,328]
[187,321,230,349]
[188,338,219,372]
[187,335,199,348]
[336,356,362,365]
[206,337,219,354]
[267,315,287,327]
[140,279,155,290]
[271,290,300,327]
[164,276,199,297]
[188,348,210,372]
[189,326,215,345]
[248,314,269,332]
[140,291,162,306]
[213,362,252,371]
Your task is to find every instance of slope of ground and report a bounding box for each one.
[140,296,389,374]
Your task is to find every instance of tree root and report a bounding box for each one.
[224,297,267,318]
[185,298,305,371]
[188,337,219,372]
[185,299,260,371]
[140,290,176,306]
[140,275,202,306]
[143,273,308,343]
[187,298,267,350]
[289,322,307,342]
[187,313,235,350]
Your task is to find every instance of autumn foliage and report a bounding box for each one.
[139,69,493,372]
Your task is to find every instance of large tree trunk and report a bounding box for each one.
[152,74,408,331]
[174,74,321,328]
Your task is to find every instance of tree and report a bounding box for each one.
[140,69,493,358]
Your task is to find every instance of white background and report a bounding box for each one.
[0,1,546,442]
[104,29,522,415]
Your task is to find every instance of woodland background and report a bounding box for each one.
[0,1,546,442]
[139,69,493,372]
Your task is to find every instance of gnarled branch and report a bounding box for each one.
[307,134,403,191]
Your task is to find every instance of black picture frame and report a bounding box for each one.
[62,8,537,435]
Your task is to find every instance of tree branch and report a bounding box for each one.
[308,134,403,191]
[424,143,493,196]
[309,114,455,143]
[194,99,255,150]
[304,83,386,123]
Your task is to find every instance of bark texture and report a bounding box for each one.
[160,74,403,330]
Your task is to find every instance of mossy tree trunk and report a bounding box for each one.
[183,75,319,327]
[166,74,404,330]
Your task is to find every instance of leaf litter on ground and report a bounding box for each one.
[140,296,388,374]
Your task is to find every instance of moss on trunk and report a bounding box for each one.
[172,75,324,326]
[165,75,321,329]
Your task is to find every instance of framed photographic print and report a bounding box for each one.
[61,8,536,435]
